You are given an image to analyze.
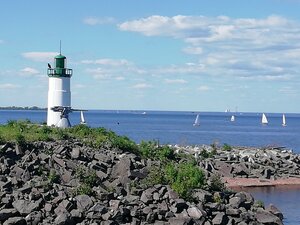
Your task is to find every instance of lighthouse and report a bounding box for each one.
[47,53,72,127]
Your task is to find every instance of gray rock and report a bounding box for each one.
[255,208,283,225]
[192,189,212,202]
[71,147,80,159]
[54,212,74,225]
[140,187,156,203]
[111,157,133,179]
[187,206,205,219]
[266,204,283,220]
[25,211,42,225]
[75,195,93,212]
[12,199,43,215]
[212,212,228,225]
[168,217,191,225]
[229,196,244,208]
[3,217,26,225]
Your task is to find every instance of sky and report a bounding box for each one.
[1,0,300,113]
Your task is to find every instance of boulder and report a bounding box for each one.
[256,208,283,225]
[75,195,93,212]
[266,204,283,220]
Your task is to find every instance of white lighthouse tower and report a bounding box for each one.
[47,53,73,127]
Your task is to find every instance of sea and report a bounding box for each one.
[0,109,300,224]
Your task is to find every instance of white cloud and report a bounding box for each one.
[22,52,58,62]
[132,83,152,89]
[197,85,211,92]
[119,15,293,43]
[279,86,298,95]
[164,79,188,84]
[19,67,39,77]
[182,46,203,55]
[86,68,111,80]
[115,76,125,81]
[81,58,132,66]
[83,17,116,25]
[154,63,205,75]
[0,83,20,89]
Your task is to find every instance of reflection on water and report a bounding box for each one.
[238,186,300,225]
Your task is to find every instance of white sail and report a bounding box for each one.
[282,114,286,126]
[230,115,235,122]
[193,114,200,126]
[261,113,268,125]
[80,111,86,124]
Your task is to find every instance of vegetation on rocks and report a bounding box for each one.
[0,120,285,224]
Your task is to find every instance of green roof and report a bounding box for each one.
[55,54,66,59]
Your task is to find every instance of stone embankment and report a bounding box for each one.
[0,140,284,225]
[174,144,300,188]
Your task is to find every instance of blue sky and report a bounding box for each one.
[1,0,300,112]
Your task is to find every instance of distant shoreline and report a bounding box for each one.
[0,106,46,110]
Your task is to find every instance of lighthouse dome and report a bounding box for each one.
[55,54,66,68]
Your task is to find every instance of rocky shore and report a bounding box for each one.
[173,144,300,188]
[0,140,287,225]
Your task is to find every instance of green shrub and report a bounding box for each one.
[254,200,265,208]
[156,145,175,161]
[141,166,166,187]
[223,143,232,151]
[75,167,97,196]
[165,162,205,199]
[111,135,138,153]
[48,170,60,184]
[74,184,93,196]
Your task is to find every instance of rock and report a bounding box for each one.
[168,217,191,225]
[75,195,93,212]
[192,189,212,202]
[214,161,233,177]
[187,206,205,219]
[71,147,80,159]
[266,204,283,220]
[54,212,74,225]
[212,212,228,225]
[25,211,42,225]
[111,157,133,179]
[3,217,26,225]
[12,199,43,215]
[256,208,283,225]
[140,187,156,203]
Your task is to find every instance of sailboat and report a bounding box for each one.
[282,114,287,127]
[261,113,268,125]
[193,114,200,126]
[80,111,87,125]
[230,115,235,122]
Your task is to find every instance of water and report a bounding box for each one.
[1,109,300,224]
[241,186,300,225]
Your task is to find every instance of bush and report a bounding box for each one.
[141,166,166,188]
[254,200,265,208]
[48,170,60,184]
[223,143,232,151]
[156,145,175,161]
[165,162,206,199]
